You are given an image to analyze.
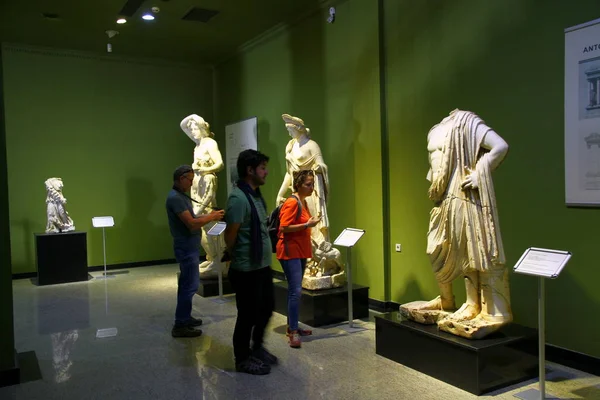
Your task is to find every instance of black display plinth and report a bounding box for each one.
[375,312,538,395]
[273,281,369,327]
[0,350,20,388]
[196,277,234,297]
[35,232,88,286]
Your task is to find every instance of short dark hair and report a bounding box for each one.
[236,149,269,179]
[173,165,193,181]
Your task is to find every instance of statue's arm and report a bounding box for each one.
[276,172,292,205]
[311,142,329,192]
[461,129,508,190]
[480,129,509,172]
[180,114,199,143]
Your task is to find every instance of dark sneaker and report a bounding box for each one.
[171,325,202,338]
[185,317,203,327]
[251,347,279,366]
[235,357,270,375]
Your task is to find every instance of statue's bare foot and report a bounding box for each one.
[447,302,481,321]
[414,296,456,312]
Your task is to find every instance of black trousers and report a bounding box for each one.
[228,266,274,362]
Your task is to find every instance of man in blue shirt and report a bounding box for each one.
[224,150,277,375]
[166,165,224,338]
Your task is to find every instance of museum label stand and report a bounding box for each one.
[334,228,367,332]
[92,216,115,280]
[206,222,233,304]
[513,247,572,400]
[92,216,118,338]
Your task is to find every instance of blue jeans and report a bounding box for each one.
[279,258,306,331]
[174,237,200,326]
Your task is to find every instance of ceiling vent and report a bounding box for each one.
[181,7,219,23]
[119,0,146,17]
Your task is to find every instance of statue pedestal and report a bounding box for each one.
[273,280,369,327]
[375,312,538,395]
[196,278,234,298]
[35,232,88,286]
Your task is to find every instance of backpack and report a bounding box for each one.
[267,195,302,253]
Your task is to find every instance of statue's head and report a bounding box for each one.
[45,177,63,193]
[282,114,310,139]
[187,115,211,140]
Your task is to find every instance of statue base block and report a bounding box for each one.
[274,280,369,327]
[196,278,234,298]
[375,312,538,395]
[35,232,89,286]
[399,300,452,324]
[302,271,346,290]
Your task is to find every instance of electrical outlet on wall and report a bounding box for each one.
[395,243,401,252]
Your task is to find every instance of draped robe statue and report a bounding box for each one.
[180,114,227,279]
[276,114,345,290]
[400,109,512,339]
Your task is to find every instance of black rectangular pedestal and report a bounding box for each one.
[274,281,369,327]
[35,232,88,286]
[0,350,20,388]
[196,277,235,297]
[375,312,538,395]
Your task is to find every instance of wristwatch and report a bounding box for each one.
[305,222,309,229]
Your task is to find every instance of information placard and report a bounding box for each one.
[513,247,572,278]
[92,216,115,228]
[207,221,226,236]
[333,228,365,248]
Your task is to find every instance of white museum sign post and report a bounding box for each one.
[333,228,366,330]
[513,247,572,400]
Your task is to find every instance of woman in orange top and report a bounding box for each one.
[277,170,320,348]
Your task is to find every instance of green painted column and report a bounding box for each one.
[0,47,18,386]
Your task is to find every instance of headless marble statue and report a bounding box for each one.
[45,177,75,233]
[276,114,345,290]
[180,114,228,279]
[400,109,512,339]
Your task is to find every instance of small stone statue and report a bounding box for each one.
[45,177,75,233]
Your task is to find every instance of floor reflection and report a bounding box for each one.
[51,329,79,383]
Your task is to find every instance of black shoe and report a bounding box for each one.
[185,317,203,327]
[235,357,270,375]
[171,325,202,338]
[251,347,278,366]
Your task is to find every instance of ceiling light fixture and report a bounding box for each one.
[142,13,155,21]
[116,18,127,24]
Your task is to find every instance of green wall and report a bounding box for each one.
[2,44,214,274]
[215,0,385,300]
[216,0,600,357]
[0,47,17,377]
[385,0,600,357]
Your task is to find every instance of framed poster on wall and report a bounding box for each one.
[565,18,600,206]
[225,117,258,196]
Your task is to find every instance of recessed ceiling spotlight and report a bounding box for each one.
[116,18,127,24]
[142,13,155,21]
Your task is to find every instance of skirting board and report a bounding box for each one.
[12,258,177,280]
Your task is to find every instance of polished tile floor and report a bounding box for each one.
[1,265,598,400]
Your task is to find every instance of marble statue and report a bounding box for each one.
[276,114,344,290]
[400,109,512,339]
[45,177,75,233]
[180,114,228,279]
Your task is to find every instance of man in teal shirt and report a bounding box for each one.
[166,165,224,338]
[224,149,277,375]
